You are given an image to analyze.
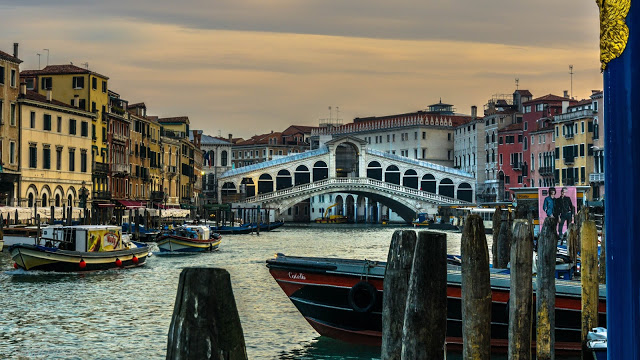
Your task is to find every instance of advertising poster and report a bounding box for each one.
[538,186,577,237]
[87,229,122,252]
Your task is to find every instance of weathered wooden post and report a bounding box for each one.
[36,214,41,245]
[0,214,4,243]
[381,230,417,360]
[166,268,247,360]
[461,214,491,360]
[495,213,511,269]
[536,216,558,360]
[491,206,502,267]
[50,205,55,224]
[67,205,72,226]
[508,218,533,360]
[256,206,261,236]
[581,220,598,358]
[135,208,140,240]
[567,224,579,265]
[15,209,19,225]
[401,231,447,360]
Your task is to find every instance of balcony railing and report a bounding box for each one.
[113,133,127,143]
[564,178,576,186]
[539,166,554,176]
[589,172,605,183]
[112,163,129,174]
[93,191,112,200]
[564,133,574,139]
[511,162,522,170]
[564,157,575,165]
[554,109,595,122]
[151,191,165,202]
[93,162,109,174]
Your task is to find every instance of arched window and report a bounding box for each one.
[221,150,228,166]
[28,193,34,208]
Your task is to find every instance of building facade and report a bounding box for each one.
[0,45,22,205]
[589,91,604,200]
[453,113,485,201]
[200,134,233,205]
[18,87,94,209]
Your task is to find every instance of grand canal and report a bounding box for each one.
[0,224,578,359]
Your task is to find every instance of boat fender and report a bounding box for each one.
[348,281,377,313]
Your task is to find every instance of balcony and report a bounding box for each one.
[554,109,595,122]
[112,163,129,174]
[589,172,605,183]
[539,166,554,176]
[563,157,575,165]
[151,191,165,202]
[93,162,109,175]
[113,133,127,143]
[511,162,522,170]
[564,178,576,186]
[93,190,112,200]
[564,133,574,139]
[167,166,177,174]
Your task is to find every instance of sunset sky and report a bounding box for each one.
[1,0,602,139]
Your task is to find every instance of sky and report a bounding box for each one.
[1,1,602,139]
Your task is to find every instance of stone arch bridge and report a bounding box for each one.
[218,136,475,222]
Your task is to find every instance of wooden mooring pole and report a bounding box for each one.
[508,218,533,360]
[401,231,447,360]
[166,268,247,360]
[495,212,511,269]
[381,230,417,360]
[536,216,558,360]
[491,206,502,267]
[581,220,598,358]
[461,214,491,360]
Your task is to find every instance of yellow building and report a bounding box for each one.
[18,87,94,208]
[21,64,110,199]
[160,136,181,207]
[127,109,149,202]
[0,45,22,204]
[553,100,597,194]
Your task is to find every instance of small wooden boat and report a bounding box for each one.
[255,221,285,231]
[587,328,607,360]
[10,225,149,272]
[156,225,222,253]
[210,224,256,235]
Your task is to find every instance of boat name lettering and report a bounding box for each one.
[288,272,306,280]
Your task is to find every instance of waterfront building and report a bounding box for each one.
[0,44,22,205]
[481,92,526,202]
[105,91,130,212]
[553,99,598,193]
[20,64,110,203]
[158,116,202,209]
[231,125,313,169]
[497,122,524,198]
[127,105,149,204]
[528,120,556,188]
[589,90,604,200]
[160,136,181,207]
[17,86,94,208]
[200,134,233,205]
[453,109,485,202]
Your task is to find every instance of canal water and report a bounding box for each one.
[0,224,577,359]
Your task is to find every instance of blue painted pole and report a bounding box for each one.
[603,2,640,358]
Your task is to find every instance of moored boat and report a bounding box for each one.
[10,225,149,272]
[210,224,256,235]
[266,253,606,352]
[156,225,222,253]
[256,221,285,231]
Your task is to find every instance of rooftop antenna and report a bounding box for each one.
[43,48,49,66]
[82,62,89,69]
[37,53,41,70]
[515,78,519,90]
[569,65,574,99]
[328,106,332,122]
[218,130,222,137]
[336,106,340,121]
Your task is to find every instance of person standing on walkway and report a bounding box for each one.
[553,187,574,242]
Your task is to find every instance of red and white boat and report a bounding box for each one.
[266,253,606,353]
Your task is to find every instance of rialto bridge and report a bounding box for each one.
[218,136,475,223]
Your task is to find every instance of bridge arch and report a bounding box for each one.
[258,174,274,194]
[295,165,311,185]
[276,169,293,190]
[312,162,328,182]
[403,169,419,189]
[242,178,255,197]
[457,182,473,202]
[222,182,236,196]
[439,178,454,198]
[335,142,359,177]
[385,165,400,185]
[421,174,436,193]
[367,161,382,180]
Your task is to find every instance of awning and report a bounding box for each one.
[118,200,146,209]
[158,204,180,209]
[97,203,116,208]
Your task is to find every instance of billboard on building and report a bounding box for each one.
[538,186,577,237]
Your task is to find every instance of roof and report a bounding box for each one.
[0,50,22,64]
[514,89,533,97]
[158,116,189,124]
[499,122,523,132]
[523,94,572,105]
[20,90,92,113]
[567,99,592,108]
[200,134,232,145]
[128,102,146,109]
[20,64,109,80]
[235,132,283,146]
[282,125,317,135]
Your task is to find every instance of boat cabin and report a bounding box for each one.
[41,225,123,252]
[182,225,211,240]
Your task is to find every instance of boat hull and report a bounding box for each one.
[267,255,607,353]
[210,225,255,235]
[10,243,149,272]
[156,235,221,253]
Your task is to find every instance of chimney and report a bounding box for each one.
[228,133,232,140]
[471,105,477,118]
[563,90,569,98]
[74,94,79,107]
[46,90,52,102]
[20,81,26,95]
[13,43,18,59]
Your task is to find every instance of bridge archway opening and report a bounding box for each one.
[276,170,293,190]
[241,178,255,197]
[312,161,328,182]
[457,182,473,202]
[221,182,237,196]
[385,165,400,185]
[334,195,344,215]
[346,195,355,221]
[367,161,382,181]
[258,174,273,195]
[403,169,419,189]
[439,178,454,198]
[335,143,359,178]
[357,195,367,222]
[421,174,436,193]
[295,165,311,185]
